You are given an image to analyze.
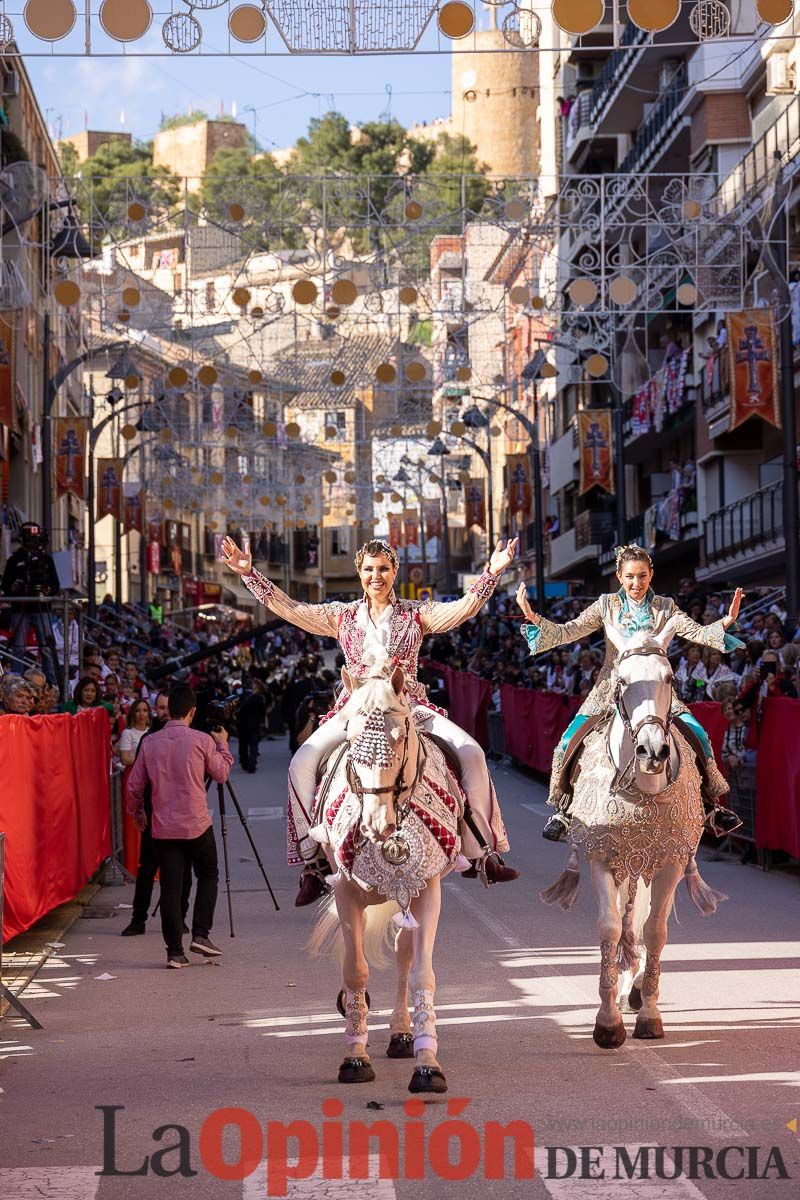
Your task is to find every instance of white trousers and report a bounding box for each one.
[289,709,509,859]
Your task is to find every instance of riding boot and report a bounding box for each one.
[702,800,743,836]
[543,794,573,842]
[295,859,333,907]
[462,850,520,884]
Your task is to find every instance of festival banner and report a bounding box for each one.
[54,417,87,499]
[506,454,531,518]
[422,498,443,541]
[123,484,144,533]
[0,315,15,431]
[726,308,781,430]
[147,517,163,545]
[388,512,403,549]
[578,409,614,496]
[465,478,486,529]
[146,541,161,574]
[96,458,123,520]
[403,509,419,547]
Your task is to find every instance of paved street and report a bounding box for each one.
[1,738,799,1199]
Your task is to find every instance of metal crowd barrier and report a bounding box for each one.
[0,831,42,1028]
[486,709,508,762]
[101,766,131,885]
[0,595,85,704]
[727,760,757,843]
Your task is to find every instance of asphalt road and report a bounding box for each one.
[1,737,799,1200]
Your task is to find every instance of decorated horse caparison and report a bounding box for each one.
[539,614,729,1047]
[308,652,470,1093]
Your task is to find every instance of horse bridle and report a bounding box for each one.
[346,715,415,803]
[611,644,674,791]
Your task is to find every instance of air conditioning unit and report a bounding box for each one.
[766,52,795,94]
[1,71,19,98]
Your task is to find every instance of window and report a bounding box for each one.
[173,272,183,297]
[205,281,215,312]
[330,528,349,557]
[324,410,347,437]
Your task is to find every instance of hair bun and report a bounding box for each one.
[615,543,653,571]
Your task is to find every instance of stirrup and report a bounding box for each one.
[542,812,570,842]
[704,804,743,837]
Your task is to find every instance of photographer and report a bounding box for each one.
[296,688,335,748]
[126,683,233,969]
[1,522,61,685]
[235,677,267,773]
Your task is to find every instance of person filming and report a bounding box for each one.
[126,683,233,969]
[1,522,61,685]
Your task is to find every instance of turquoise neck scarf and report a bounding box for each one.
[617,586,656,633]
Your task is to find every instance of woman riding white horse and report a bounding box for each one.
[222,534,520,903]
[515,544,745,839]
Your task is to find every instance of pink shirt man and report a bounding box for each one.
[126,720,233,840]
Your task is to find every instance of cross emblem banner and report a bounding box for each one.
[54,417,87,500]
[578,409,614,496]
[726,309,781,430]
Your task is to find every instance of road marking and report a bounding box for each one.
[446,883,749,1141]
[243,1152,396,1199]
[0,1168,100,1198]
[247,806,284,821]
[521,801,552,817]
[539,1146,708,1198]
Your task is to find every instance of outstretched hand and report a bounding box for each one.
[723,586,744,630]
[221,535,252,577]
[488,537,519,577]
[515,582,539,625]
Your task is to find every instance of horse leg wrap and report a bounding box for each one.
[642,954,661,1000]
[411,987,437,1054]
[344,988,369,1046]
[599,938,619,997]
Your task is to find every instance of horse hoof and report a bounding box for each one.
[408,1066,448,1094]
[387,1033,414,1059]
[338,1057,376,1084]
[628,985,643,1012]
[593,1020,626,1049]
[633,1015,664,1040]
[336,989,371,1018]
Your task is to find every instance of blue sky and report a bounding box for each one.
[22,12,480,153]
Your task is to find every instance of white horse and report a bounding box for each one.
[541,616,726,1048]
[308,655,465,1093]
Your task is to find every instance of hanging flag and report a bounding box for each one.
[506,454,531,517]
[388,512,403,549]
[0,315,15,431]
[403,509,419,547]
[148,517,163,545]
[422,498,442,540]
[147,541,161,574]
[54,416,87,499]
[578,409,614,496]
[465,478,486,529]
[123,484,143,532]
[96,458,123,520]
[726,309,781,430]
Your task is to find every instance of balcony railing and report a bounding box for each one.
[589,22,648,125]
[704,480,783,566]
[618,62,688,175]
[718,94,800,214]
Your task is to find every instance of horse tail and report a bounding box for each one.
[539,847,581,910]
[306,894,400,971]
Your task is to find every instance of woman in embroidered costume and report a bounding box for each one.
[222,534,520,903]
[515,545,745,840]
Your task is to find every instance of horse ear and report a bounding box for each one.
[391,664,404,695]
[341,667,354,694]
[605,623,627,653]
[655,615,679,652]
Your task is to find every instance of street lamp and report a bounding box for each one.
[427,437,453,593]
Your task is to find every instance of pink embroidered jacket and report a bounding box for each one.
[241,567,499,714]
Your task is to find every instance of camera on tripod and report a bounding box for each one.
[206,694,241,730]
[3,523,57,598]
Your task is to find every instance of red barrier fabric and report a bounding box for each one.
[687,701,730,764]
[0,709,111,942]
[442,667,493,745]
[500,686,582,772]
[755,697,800,857]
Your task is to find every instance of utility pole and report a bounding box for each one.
[773,152,800,620]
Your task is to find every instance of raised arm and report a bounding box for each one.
[221,536,342,638]
[418,538,518,635]
[669,587,745,653]
[516,583,604,656]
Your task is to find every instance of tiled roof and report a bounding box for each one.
[270,333,428,410]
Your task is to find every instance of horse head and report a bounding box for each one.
[339,650,414,845]
[606,617,678,777]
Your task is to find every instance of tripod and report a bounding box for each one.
[214,776,280,937]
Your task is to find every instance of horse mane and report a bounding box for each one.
[338,673,409,724]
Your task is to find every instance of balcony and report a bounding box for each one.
[589,22,648,128]
[718,93,800,215]
[564,92,594,165]
[549,509,612,577]
[618,62,689,175]
[699,480,784,581]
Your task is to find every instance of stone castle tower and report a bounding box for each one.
[153,119,249,182]
[450,18,539,178]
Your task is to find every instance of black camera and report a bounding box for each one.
[207,694,241,729]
